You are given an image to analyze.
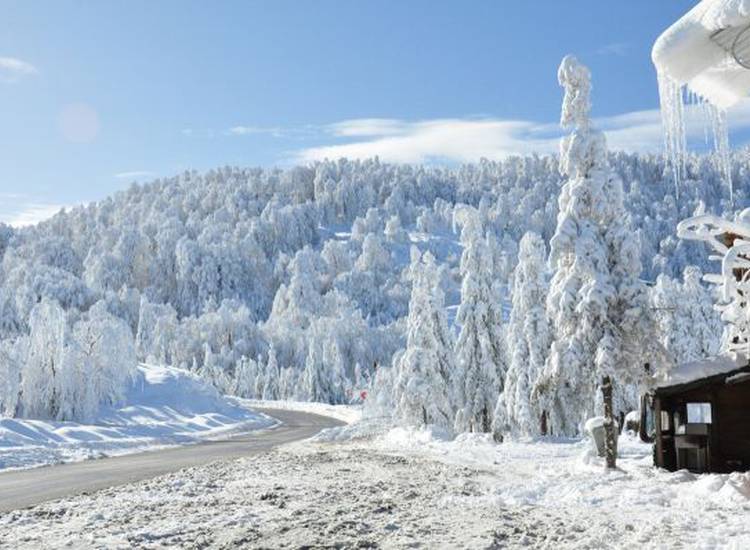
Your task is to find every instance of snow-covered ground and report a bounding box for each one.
[0,364,275,471]
[3,419,750,548]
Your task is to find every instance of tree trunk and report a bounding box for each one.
[540,410,548,436]
[601,376,617,469]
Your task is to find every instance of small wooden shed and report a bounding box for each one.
[645,354,750,473]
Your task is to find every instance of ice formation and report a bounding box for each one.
[652,0,750,200]
[677,209,750,354]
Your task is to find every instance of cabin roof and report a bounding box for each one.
[655,353,750,393]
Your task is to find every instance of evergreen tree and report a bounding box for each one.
[494,232,550,438]
[454,217,506,433]
[540,56,651,467]
[262,344,280,400]
[393,249,454,429]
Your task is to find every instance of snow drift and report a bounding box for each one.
[0,363,275,471]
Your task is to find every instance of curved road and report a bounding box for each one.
[0,408,344,513]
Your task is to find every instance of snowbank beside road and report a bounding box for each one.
[0,364,275,471]
[244,399,362,425]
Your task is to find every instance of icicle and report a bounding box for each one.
[708,103,733,203]
[657,70,734,204]
[657,71,686,199]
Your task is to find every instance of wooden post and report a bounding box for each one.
[601,375,617,469]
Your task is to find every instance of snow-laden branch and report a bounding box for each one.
[679,210,750,353]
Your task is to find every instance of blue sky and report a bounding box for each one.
[0,0,723,225]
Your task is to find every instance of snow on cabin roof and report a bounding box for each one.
[653,0,750,109]
[656,352,749,389]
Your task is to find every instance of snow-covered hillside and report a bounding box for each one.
[0,363,274,471]
[0,152,740,419]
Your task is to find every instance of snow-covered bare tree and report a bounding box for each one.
[63,302,137,421]
[392,249,454,429]
[20,298,66,419]
[494,232,550,438]
[453,215,506,433]
[0,337,22,416]
[540,56,652,467]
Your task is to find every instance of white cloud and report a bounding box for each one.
[1,203,65,227]
[0,57,38,83]
[327,119,409,138]
[298,118,561,164]
[294,100,750,165]
[115,171,155,180]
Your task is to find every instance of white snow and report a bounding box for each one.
[0,363,275,471]
[655,352,748,387]
[653,0,750,110]
[3,419,750,547]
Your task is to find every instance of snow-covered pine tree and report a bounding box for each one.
[454,216,506,433]
[540,56,651,467]
[279,366,298,400]
[683,266,722,357]
[493,231,550,438]
[651,266,722,366]
[300,336,332,403]
[200,343,231,394]
[233,355,259,398]
[262,344,280,400]
[253,354,265,398]
[393,248,454,429]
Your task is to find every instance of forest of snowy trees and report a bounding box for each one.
[0,56,741,433]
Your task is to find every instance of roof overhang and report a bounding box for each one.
[653,0,750,109]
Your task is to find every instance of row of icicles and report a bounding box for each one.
[657,71,733,202]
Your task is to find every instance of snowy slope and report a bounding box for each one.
[0,364,275,471]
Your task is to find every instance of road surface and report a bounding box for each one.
[0,407,343,513]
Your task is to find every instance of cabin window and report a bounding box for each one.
[660,410,670,432]
[687,402,712,424]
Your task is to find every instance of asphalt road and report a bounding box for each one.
[0,407,344,513]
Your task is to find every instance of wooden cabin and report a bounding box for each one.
[645,355,750,473]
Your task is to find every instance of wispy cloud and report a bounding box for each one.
[293,100,750,164]
[1,203,65,227]
[0,56,38,83]
[226,124,317,139]
[228,125,286,138]
[596,42,630,57]
[115,170,155,180]
[297,118,560,164]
